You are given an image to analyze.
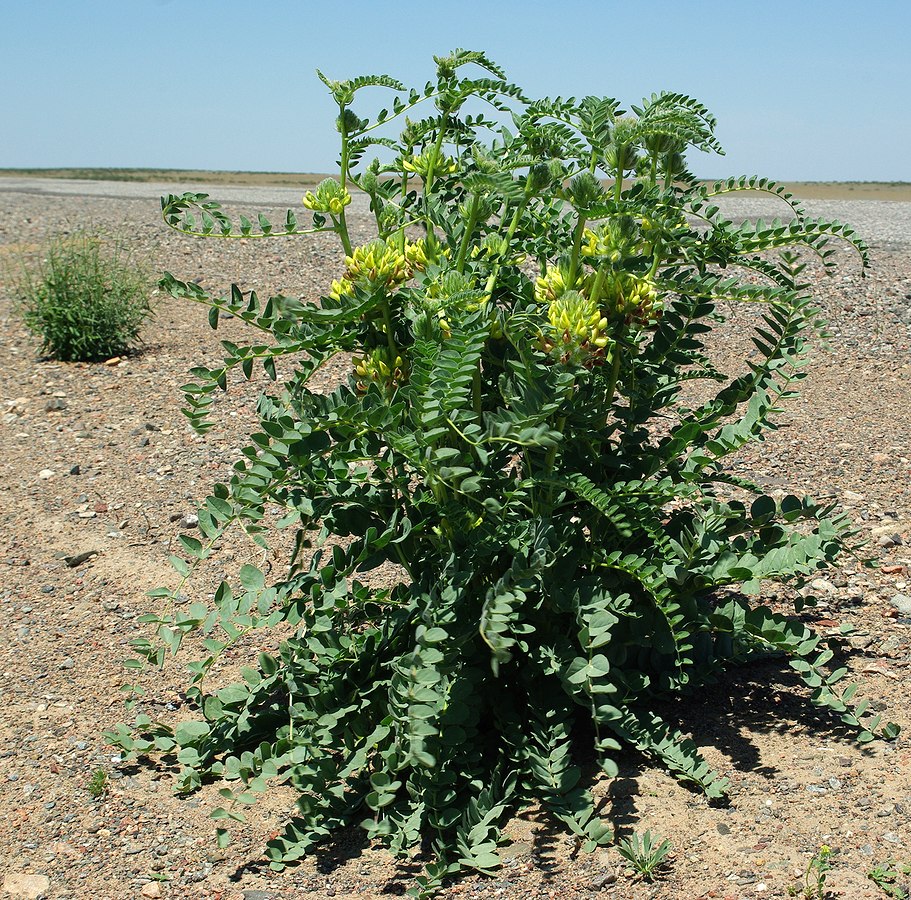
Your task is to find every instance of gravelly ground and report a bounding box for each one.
[1,179,910,900]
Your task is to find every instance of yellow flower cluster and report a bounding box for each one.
[404,238,437,273]
[581,216,644,262]
[540,290,610,365]
[534,265,593,305]
[402,149,459,178]
[603,272,662,325]
[329,239,413,301]
[352,347,408,392]
[302,178,352,215]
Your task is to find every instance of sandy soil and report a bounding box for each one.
[1,181,910,900]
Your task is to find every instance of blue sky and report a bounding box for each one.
[1,0,908,181]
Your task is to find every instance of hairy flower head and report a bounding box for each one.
[535,264,593,305]
[402,148,459,178]
[352,346,408,392]
[302,178,352,215]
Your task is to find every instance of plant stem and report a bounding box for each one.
[456,192,481,272]
[380,295,398,358]
[604,334,623,409]
[336,105,354,254]
[567,215,587,286]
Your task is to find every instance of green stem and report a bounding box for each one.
[649,154,658,188]
[380,295,398,359]
[421,114,450,245]
[589,261,610,306]
[567,215,587,286]
[614,152,625,202]
[484,191,531,300]
[336,105,354,254]
[331,214,353,256]
[456,192,481,272]
[604,335,623,410]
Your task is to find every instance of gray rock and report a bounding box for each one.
[891,594,911,616]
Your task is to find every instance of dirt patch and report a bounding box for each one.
[1,186,910,900]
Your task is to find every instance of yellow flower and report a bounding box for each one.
[352,347,408,392]
[535,265,593,305]
[302,178,352,215]
[336,239,411,295]
[402,149,459,178]
[541,290,610,365]
[602,272,662,325]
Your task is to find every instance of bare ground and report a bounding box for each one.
[1,181,911,900]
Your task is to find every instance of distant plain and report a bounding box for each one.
[1,168,909,201]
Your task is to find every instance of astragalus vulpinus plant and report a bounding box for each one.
[109,50,897,895]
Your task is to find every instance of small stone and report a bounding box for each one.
[59,658,75,670]
[810,578,837,594]
[828,777,842,789]
[591,873,617,889]
[140,883,161,899]
[717,823,732,835]
[880,534,904,547]
[38,469,55,480]
[76,511,96,519]
[841,490,865,503]
[181,514,199,529]
[877,805,895,817]
[242,892,276,900]
[68,464,81,476]
[44,398,67,412]
[2,873,51,899]
[40,585,55,594]
[139,436,150,447]
[891,594,911,616]
[104,357,122,367]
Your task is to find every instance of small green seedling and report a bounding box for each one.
[802,844,833,900]
[88,767,108,799]
[616,830,672,880]
[868,860,911,899]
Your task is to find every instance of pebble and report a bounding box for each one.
[891,594,911,616]
[59,657,74,670]
[810,578,837,594]
[140,883,162,898]
[38,469,55,479]
[1,873,51,899]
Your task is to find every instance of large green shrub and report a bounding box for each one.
[110,51,897,896]
[17,230,153,361]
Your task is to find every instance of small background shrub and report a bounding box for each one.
[17,229,152,361]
